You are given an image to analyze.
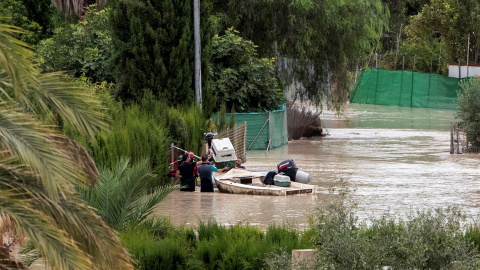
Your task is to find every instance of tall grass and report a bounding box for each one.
[120,219,312,270]
[121,227,192,270]
[88,103,170,180]
[191,220,312,269]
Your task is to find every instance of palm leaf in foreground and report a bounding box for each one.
[0,155,134,269]
[0,21,133,269]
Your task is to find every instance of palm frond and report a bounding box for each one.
[79,158,178,231]
[0,22,38,104]
[0,109,81,198]
[0,190,93,270]
[48,135,99,185]
[0,158,134,270]
[0,21,108,142]
[32,72,109,140]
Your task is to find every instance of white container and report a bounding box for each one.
[211,138,237,162]
[274,174,291,182]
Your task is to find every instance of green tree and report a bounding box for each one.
[0,23,133,269]
[212,0,389,109]
[0,0,46,44]
[37,5,113,82]
[403,0,480,73]
[212,28,283,112]
[457,78,480,151]
[109,0,214,111]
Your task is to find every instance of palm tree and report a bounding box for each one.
[51,0,107,18]
[0,22,133,269]
[78,157,178,232]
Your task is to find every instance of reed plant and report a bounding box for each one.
[121,222,196,270]
[120,228,191,270]
[87,102,171,181]
[191,220,310,269]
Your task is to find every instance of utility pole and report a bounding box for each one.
[194,0,202,107]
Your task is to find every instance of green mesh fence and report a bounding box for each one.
[349,69,463,109]
[212,105,288,150]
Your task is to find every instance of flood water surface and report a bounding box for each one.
[154,104,480,229]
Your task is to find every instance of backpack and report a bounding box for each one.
[263,171,277,185]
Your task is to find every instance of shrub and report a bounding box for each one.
[87,102,171,180]
[308,200,480,269]
[457,78,480,151]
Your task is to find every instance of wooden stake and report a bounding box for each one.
[467,33,470,77]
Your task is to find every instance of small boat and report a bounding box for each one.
[213,169,317,196]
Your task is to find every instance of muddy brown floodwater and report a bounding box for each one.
[154,104,480,230]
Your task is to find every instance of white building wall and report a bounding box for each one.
[448,65,480,78]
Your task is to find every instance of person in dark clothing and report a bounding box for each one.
[176,153,197,191]
[197,154,229,192]
[203,132,215,164]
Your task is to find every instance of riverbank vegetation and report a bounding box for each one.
[117,199,480,269]
[457,78,480,152]
[2,0,480,269]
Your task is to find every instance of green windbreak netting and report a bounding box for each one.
[212,105,288,150]
[349,69,463,109]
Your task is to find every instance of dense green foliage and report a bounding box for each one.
[380,0,480,75]
[212,28,283,112]
[121,219,314,270]
[109,0,214,112]
[37,6,113,83]
[212,0,389,109]
[78,158,177,231]
[457,78,480,151]
[405,0,480,66]
[0,0,53,44]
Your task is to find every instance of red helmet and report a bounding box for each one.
[188,152,195,159]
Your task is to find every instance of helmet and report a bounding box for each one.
[177,155,184,163]
[204,132,214,140]
[188,151,195,159]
